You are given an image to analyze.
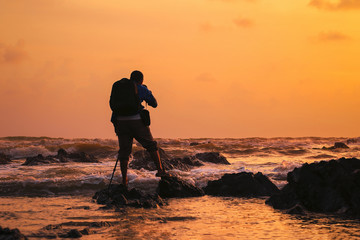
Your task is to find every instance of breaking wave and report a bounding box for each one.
[1,136,359,196]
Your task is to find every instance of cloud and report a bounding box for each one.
[233,17,254,28]
[0,40,28,64]
[317,31,350,42]
[309,0,360,10]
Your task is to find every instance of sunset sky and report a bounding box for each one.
[1,0,359,138]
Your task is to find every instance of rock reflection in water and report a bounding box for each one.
[1,196,360,239]
[108,196,360,240]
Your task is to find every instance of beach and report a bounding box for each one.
[1,136,360,239]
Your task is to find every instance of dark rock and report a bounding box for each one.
[168,156,204,170]
[95,191,110,205]
[57,148,98,163]
[266,158,360,218]
[130,149,228,172]
[179,156,203,167]
[22,149,98,165]
[322,142,349,150]
[157,176,205,198]
[130,148,203,171]
[112,193,128,205]
[27,231,57,239]
[189,142,200,146]
[79,228,91,235]
[58,229,82,238]
[0,153,11,165]
[38,221,115,238]
[0,226,28,240]
[57,221,114,228]
[130,148,170,171]
[57,148,67,158]
[334,142,349,148]
[265,184,298,209]
[286,204,305,215]
[93,184,165,209]
[23,154,60,166]
[204,172,279,197]
[195,152,230,165]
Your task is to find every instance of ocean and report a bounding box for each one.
[1,136,360,239]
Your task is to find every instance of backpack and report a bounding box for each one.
[109,78,140,116]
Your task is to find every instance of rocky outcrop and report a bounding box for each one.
[29,221,115,239]
[0,226,27,240]
[56,149,98,163]
[204,172,279,197]
[129,148,203,171]
[157,176,205,198]
[93,184,165,209]
[58,229,82,238]
[322,142,349,150]
[0,153,11,165]
[130,149,230,172]
[94,176,204,208]
[169,156,204,169]
[22,154,61,165]
[23,149,98,165]
[266,158,360,217]
[286,204,306,215]
[195,152,230,165]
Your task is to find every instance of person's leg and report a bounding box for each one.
[149,150,165,176]
[131,120,166,176]
[119,156,129,186]
[116,121,133,187]
[118,137,133,186]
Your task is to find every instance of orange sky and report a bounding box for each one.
[0,0,359,138]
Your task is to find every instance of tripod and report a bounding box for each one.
[108,157,119,193]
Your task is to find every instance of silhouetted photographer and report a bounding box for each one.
[109,70,168,187]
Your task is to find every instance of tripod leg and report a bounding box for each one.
[108,157,119,193]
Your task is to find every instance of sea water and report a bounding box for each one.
[0,137,360,239]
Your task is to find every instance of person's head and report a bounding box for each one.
[130,70,143,84]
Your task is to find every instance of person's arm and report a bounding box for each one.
[138,85,158,108]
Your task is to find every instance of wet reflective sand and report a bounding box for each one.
[1,196,359,239]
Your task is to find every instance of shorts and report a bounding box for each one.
[114,119,158,160]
